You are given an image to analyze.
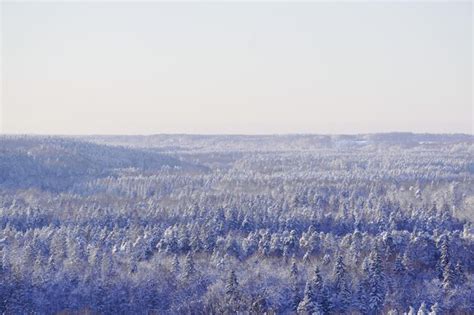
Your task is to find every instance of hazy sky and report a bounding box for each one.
[1,1,472,135]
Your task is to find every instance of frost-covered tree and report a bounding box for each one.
[225,270,241,312]
[297,280,319,314]
[333,255,348,291]
[417,302,428,315]
[289,256,301,311]
[172,254,180,274]
[183,253,196,281]
[428,302,441,315]
[366,249,386,315]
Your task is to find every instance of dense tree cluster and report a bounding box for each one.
[0,134,472,314]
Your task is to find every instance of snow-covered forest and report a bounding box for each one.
[0,133,473,314]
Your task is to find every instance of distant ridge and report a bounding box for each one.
[80,133,473,152]
[0,136,189,191]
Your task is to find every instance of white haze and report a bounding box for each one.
[1,2,472,135]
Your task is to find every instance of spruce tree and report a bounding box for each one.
[439,236,450,279]
[393,255,406,275]
[290,257,298,281]
[313,266,330,314]
[319,284,331,315]
[225,270,240,311]
[183,253,196,281]
[297,280,318,314]
[172,254,180,274]
[454,261,466,286]
[338,280,352,312]
[367,249,386,315]
[225,270,238,299]
[442,262,455,290]
[333,255,347,291]
[332,256,351,312]
[289,257,300,311]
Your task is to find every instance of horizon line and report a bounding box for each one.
[1,131,472,137]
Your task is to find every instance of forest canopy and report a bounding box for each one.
[0,134,472,314]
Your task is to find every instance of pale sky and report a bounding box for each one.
[1,1,472,135]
